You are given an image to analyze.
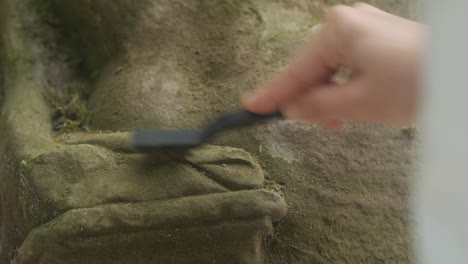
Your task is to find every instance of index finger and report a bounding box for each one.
[242,24,337,113]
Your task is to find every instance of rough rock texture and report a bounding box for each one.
[0,0,417,263]
[0,1,287,263]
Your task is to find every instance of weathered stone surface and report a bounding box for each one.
[0,0,417,263]
[0,1,287,263]
[17,191,285,264]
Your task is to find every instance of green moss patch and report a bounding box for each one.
[45,83,89,133]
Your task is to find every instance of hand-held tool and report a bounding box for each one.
[131,109,282,152]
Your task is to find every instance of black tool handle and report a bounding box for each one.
[201,109,282,142]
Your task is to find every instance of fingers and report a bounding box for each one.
[242,4,369,115]
[281,78,365,123]
[242,3,394,126]
[242,2,422,127]
[242,23,336,114]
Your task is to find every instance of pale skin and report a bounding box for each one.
[242,3,425,129]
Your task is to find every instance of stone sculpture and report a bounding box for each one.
[0,0,416,263]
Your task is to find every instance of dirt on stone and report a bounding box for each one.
[1,0,418,263]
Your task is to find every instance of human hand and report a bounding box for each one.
[242,3,425,129]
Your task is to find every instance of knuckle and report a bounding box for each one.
[327,5,353,23]
[327,5,366,41]
[352,2,371,10]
